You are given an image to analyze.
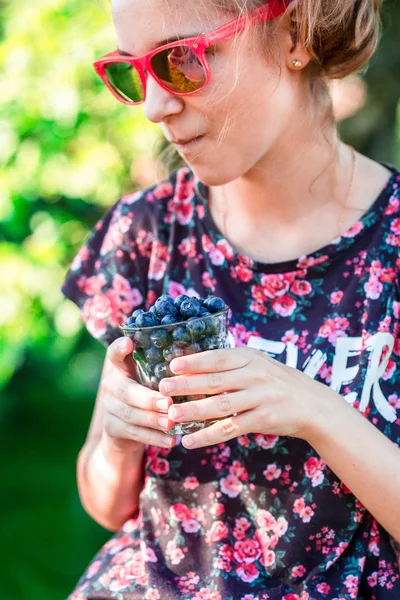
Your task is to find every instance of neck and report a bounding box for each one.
[206,131,357,263]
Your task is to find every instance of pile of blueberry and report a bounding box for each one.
[121,294,228,392]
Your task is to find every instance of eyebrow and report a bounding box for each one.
[117,33,203,56]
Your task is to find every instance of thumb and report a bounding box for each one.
[107,336,137,379]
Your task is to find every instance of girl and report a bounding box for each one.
[61,0,400,598]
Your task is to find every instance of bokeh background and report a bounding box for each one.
[0,0,399,598]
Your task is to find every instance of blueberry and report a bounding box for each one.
[154,299,179,320]
[159,294,175,304]
[145,346,164,363]
[133,330,152,349]
[179,297,202,319]
[187,318,207,340]
[199,336,220,351]
[174,294,190,310]
[184,343,202,355]
[163,344,187,363]
[199,307,211,317]
[150,329,170,349]
[132,308,145,319]
[154,362,168,381]
[149,305,158,315]
[126,316,137,327]
[202,296,226,314]
[205,317,219,337]
[161,314,181,326]
[136,312,160,328]
[172,326,192,348]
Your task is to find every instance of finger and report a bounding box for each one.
[168,390,249,423]
[107,337,137,379]
[105,414,176,449]
[105,394,176,433]
[105,368,173,414]
[169,348,251,375]
[159,366,245,398]
[181,411,255,450]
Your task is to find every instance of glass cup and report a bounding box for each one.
[119,307,230,435]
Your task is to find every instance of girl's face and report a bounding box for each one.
[112,0,305,186]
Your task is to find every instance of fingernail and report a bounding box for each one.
[163,436,174,446]
[183,436,194,448]
[158,417,170,430]
[170,405,184,421]
[162,380,175,394]
[118,338,128,351]
[156,398,170,411]
[171,359,184,373]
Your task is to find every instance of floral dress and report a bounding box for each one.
[61,164,400,600]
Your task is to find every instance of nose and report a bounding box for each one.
[143,73,184,124]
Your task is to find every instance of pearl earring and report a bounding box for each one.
[292,59,303,68]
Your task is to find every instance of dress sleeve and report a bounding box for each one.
[61,190,158,347]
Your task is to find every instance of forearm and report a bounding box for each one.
[307,391,400,542]
[77,435,146,532]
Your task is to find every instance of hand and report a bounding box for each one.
[159,348,339,449]
[102,337,177,451]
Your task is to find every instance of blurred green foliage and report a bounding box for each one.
[0,0,399,598]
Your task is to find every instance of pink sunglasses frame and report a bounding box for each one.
[93,0,291,105]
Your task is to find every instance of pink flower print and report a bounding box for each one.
[178,236,198,258]
[191,589,222,600]
[271,295,297,317]
[234,538,262,564]
[153,180,174,199]
[202,271,217,291]
[220,474,243,498]
[82,273,107,296]
[260,549,276,568]
[183,476,199,490]
[229,460,249,481]
[367,572,378,587]
[230,263,254,282]
[256,510,277,531]
[290,280,312,296]
[165,540,185,565]
[364,275,383,300]
[145,589,161,600]
[316,584,330,594]
[149,457,169,475]
[342,220,364,238]
[273,516,288,536]
[393,301,400,319]
[235,517,251,532]
[330,290,344,304]
[86,560,102,579]
[300,505,315,523]
[291,564,306,578]
[182,519,201,533]
[70,244,90,271]
[282,330,299,344]
[391,217,400,235]
[112,548,135,564]
[168,280,187,298]
[383,195,400,215]
[254,433,279,449]
[235,563,260,583]
[382,358,396,380]
[100,225,124,256]
[304,456,326,487]
[205,520,229,544]
[261,273,292,298]
[170,503,192,522]
[210,503,225,517]
[209,248,226,266]
[263,464,282,481]
[388,394,400,409]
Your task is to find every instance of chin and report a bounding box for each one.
[188,160,246,188]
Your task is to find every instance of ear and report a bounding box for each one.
[282,2,312,71]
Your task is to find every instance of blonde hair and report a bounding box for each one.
[155,0,383,175]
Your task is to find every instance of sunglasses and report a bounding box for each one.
[93,0,290,105]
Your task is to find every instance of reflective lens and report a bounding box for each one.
[104,62,144,103]
[150,45,206,93]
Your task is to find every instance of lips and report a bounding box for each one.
[170,135,204,145]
